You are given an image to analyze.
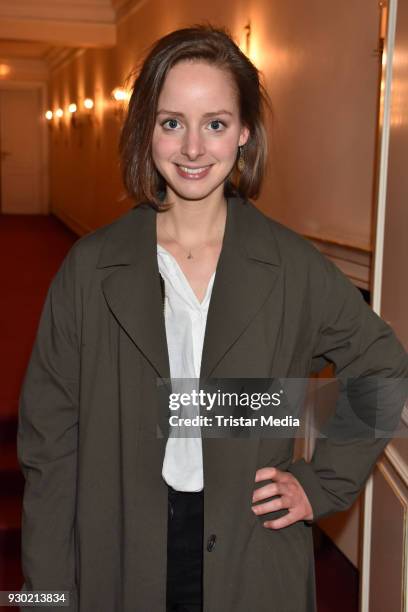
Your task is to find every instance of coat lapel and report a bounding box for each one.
[97,195,282,387]
[200,195,281,381]
[97,203,171,383]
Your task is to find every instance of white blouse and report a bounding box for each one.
[157,243,216,492]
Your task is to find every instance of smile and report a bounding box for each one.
[175,164,212,180]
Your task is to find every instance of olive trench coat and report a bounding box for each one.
[17,195,408,612]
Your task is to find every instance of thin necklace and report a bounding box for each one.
[159,218,225,260]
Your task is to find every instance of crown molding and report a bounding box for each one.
[0,0,147,27]
[0,17,116,48]
[0,57,49,80]
[0,1,115,25]
[0,1,117,49]
[111,0,148,23]
[0,0,147,76]
[45,47,85,71]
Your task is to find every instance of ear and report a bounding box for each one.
[239,125,250,147]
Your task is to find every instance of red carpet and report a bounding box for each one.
[0,212,358,610]
[0,213,78,601]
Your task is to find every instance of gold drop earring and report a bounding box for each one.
[237,145,245,172]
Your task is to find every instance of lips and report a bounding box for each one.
[175,164,212,180]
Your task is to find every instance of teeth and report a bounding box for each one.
[179,166,208,174]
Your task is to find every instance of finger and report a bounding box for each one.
[263,512,300,530]
[252,482,280,503]
[255,467,282,482]
[252,495,289,516]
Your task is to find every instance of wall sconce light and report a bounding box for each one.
[244,21,252,57]
[45,110,53,132]
[0,63,11,78]
[240,20,261,67]
[111,87,131,122]
[112,87,130,102]
[53,108,64,135]
[84,98,94,110]
[68,103,78,127]
[81,98,95,126]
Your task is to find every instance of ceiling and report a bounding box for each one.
[0,40,53,61]
[0,0,140,72]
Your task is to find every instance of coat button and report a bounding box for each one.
[206,534,217,552]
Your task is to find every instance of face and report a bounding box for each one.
[151,60,249,203]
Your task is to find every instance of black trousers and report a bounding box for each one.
[166,486,204,612]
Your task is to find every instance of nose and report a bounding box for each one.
[180,127,205,160]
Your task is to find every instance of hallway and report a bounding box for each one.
[0,213,359,611]
[0,214,78,604]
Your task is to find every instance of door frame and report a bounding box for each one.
[0,80,49,214]
[361,0,399,610]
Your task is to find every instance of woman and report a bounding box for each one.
[18,24,407,612]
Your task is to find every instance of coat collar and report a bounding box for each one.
[96,194,281,268]
[98,194,282,386]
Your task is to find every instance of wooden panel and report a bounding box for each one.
[307,237,371,291]
[319,498,361,569]
[369,460,407,612]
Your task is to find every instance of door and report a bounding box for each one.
[0,88,45,214]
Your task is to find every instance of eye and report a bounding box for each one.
[161,118,180,130]
[208,119,226,131]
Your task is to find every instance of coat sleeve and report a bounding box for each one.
[288,254,408,523]
[17,244,80,611]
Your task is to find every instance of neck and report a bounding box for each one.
[157,189,227,245]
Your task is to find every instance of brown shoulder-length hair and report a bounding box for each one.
[118,23,272,210]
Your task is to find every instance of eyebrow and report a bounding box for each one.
[156,109,233,118]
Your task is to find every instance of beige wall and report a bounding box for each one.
[380,0,408,352]
[48,0,381,250]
